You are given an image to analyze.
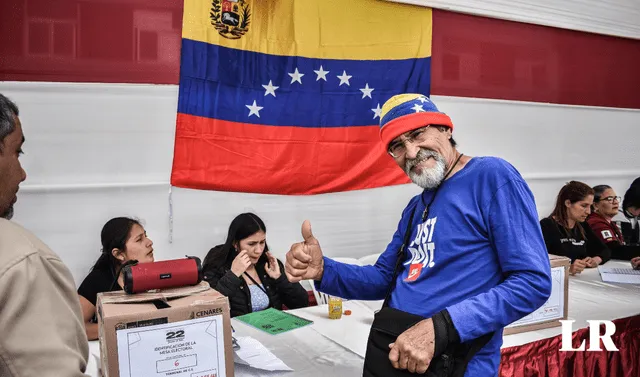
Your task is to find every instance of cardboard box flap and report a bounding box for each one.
[98,281,211,305]
[548,254,571,265]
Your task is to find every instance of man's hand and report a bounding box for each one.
[284,220,325,282]
[631,256,640,270]
[388,318,435,374]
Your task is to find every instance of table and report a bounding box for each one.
[85,260,640,377]
[498,260,640,377]
[502,260,640,347]
[230,302,366,376]
[303,260,640,352]
[85,303,366,377]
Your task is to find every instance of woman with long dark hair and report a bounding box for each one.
[203,213,308,317]
[540,181,610,275]
[77,217,154,340]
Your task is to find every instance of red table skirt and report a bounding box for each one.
[500,314,640,377]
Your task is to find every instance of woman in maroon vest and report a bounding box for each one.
[587,185,640,260]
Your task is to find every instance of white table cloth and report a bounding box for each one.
[86,260,640,376]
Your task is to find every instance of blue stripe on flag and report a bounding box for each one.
[178,38,431,127]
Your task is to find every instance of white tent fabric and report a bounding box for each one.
[387,0,640,40]
[1,81,638,285]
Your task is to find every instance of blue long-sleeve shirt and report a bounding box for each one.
[317,157,552,376]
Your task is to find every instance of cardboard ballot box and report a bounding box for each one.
[504,254,571,335]
[97,282,234,377]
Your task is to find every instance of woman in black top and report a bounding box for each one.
[203,213,309,317]
[77,217,155,340]
[540,181,611,275]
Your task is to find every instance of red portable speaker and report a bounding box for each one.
[122,256,203,294]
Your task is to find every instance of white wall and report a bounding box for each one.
[387,0,640,40]
[1,81,638,285]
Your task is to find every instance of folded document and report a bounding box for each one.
[233,336,293,372]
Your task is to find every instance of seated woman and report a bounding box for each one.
[587,185,640,260]
[203,213,309,317]
[77,217,155,340]
[540,181,611,275]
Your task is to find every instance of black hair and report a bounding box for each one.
[91,217,142,274]
[623,186,640,214]
[202,213,269,272]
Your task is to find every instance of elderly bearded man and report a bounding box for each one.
[284,94,552,377]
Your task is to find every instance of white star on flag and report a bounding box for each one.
[337,71,352,86]
[372,103,382,119]
[417,96,430,103]
[262,80,279,97]
[288,68,304,84]
[359,83,374,99]
[246,100,263,118]
[411,104,425,113]
[314,66,329,81]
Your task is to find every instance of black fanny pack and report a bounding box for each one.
[362,200,492,376]
[364,306,492,377]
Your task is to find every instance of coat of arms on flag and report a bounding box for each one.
[211,0,250,40]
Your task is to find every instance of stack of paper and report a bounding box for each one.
[233,336,293,372]
[598,265,640,284]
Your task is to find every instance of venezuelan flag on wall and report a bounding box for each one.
[171,0,432,195]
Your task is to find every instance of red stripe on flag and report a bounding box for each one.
[431,10,640,109]
[170,114,410,195]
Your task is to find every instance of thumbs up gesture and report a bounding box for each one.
[285,220,325,282]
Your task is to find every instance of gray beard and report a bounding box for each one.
[1,205,14,220]
[404,149,447,190]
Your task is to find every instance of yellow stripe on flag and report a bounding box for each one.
[182,0,432,60]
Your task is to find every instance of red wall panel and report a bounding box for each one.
[1,1,639,110]
[0,0,182,84]
[431,10,640,109]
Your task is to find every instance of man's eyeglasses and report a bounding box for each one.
[599,196,621,204]
[387,126,430,159]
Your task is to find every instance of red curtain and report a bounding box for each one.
[500,315,640,377]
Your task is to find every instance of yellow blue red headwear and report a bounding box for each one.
[379,94,454,148]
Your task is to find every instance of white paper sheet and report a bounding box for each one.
[507,266,566,328]
[598,265,640,284]
[293,301,374,358]
[116,316,226,377]
[233,336,293,372]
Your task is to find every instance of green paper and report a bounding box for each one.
[235,308,313,335]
